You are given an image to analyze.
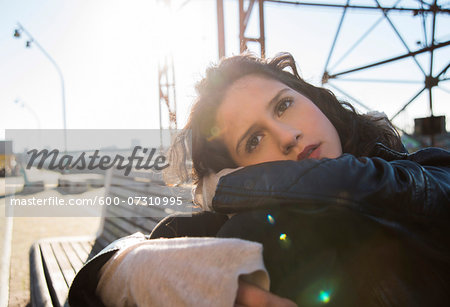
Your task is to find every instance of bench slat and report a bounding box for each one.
[127,217,160,233]
[79,240,94,257]
[107,217,143,235]
[102,218,144,239]
[98,224,122,245]
[89,239,108,260]
[70,241,90,265]
[107,216,158,236]
[51,243,76,290]
[30,244,53,307]
[40,242,69,307]
[60,242,85,275]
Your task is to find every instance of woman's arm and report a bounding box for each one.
[212,152,450,223]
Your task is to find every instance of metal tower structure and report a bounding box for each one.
[239,0,266,58]
[158,55,177,132]
[217,0,266,58]
[318,0,449,122]
[158,0,177,135]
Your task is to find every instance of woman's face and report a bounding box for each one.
[215,74,343,167]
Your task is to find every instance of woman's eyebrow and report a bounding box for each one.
[266,88,290,111]
[235,88,291,155]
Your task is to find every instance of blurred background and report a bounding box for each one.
[1,0,449,148]
[1,1,449,306]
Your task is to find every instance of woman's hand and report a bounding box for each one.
[235,279,297,307]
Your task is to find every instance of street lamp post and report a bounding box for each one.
[14,22,68,155]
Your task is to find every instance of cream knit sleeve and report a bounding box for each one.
[96,236,269,307]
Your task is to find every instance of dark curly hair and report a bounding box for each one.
[167,53,403,184]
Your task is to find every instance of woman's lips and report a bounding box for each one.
[297,144,321,161]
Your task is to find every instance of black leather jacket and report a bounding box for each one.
[213,143,449,219]
[212,143,450,305]
[69,144,449,306]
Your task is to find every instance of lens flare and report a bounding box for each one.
[319,290,330,303]
[267,214,275,225]
[211,126,220,136]
[278,233,291,249]
[207,126,221,141]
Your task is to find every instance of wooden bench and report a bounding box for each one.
[29,168,194,307]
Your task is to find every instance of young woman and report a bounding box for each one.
[168,52,450,305]
[173,53,405,181]
[70,53,449,306]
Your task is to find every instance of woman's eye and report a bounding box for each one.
[245,135,262,153]
[276,98,293,117]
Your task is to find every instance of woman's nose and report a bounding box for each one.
[271,123,302,154]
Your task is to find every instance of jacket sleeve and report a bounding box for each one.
[212,153,450,223]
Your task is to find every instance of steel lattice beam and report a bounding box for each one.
[326,40,450,79]
[157,0,177,147]
[239,0,266,58]
[265,0,450,14]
